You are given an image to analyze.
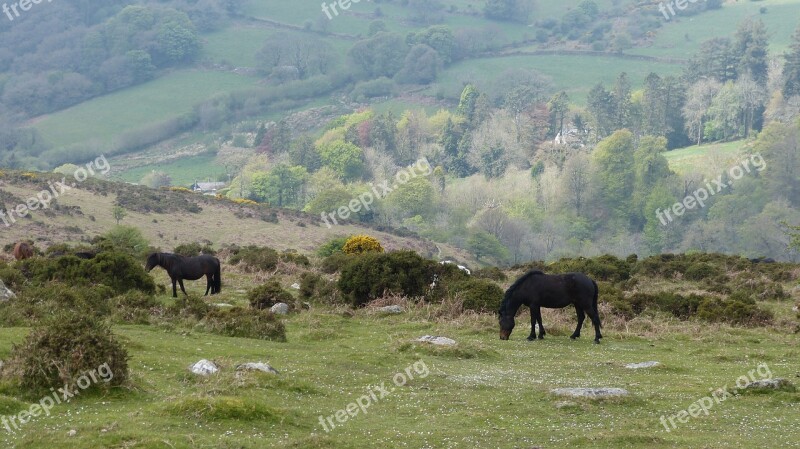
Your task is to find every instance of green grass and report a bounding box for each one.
[115,153,222,187]
[33,70,258,148]
[0,300,796,448]
[428,54,683,104]
[665,140,749,175]
[630,0,800,58]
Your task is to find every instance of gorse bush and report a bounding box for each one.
[174,242,216,257]
[228,245,279,271]
[110,291,161,324]
[447,278,504,312]
[547,254,632,283]
[8,312,128,391]
[338,251,435,307]
[201,308,286,341]
[299,272,341,304]
[0,284,115,326]
[248,281,293,310]
[317,237,348,257]
[342,235,384,255]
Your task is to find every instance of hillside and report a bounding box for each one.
[0,171,474,264]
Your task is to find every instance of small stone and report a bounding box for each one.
[236,362,279,375]
[270,303,290,315]
[0,280,16,302]
[378,305,403,314]
[625,361,660,369]
[551,387,629,398]
[291,283,301,290]
[417,335,457,346]
[555,401,579,409]
[214,303,233,308]
[190,359,219,376]
[68,430,77,437]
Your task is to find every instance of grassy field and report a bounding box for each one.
[631,0,800,58]
[115,154,222,187]
[664,140,750,176]
[428,54,683,104]
[0,270,796,448]
[32,71,258,148]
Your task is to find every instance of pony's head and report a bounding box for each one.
[144,253,160,272]
[498,311,515,340]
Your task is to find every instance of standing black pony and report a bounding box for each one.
[145,253,221,298]
[498,270,602,343]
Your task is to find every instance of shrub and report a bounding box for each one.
[0,284,115,325]
[684,263,722,281]
[342,235,384,255]
[280,250,310,267]
[472,267,507,281]
[548,255,631,283]
[299,272,341,304]
[317,237,349,257]
[201,307,286,341]
[228,245,279,271]
[320,252,351,274]
[111,291,161,324]
[8,312,129,391]
[448,278,504,312]
[338,251,436,307]
[248,281,294,310]
[167,295,211,320]
[696,297,773,325]
[174,242,216,257]
[94,226,150,258]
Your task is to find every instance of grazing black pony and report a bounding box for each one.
[145,253,221,298]
[498,270,602,343]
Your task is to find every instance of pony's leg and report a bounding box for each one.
[527,307,539,341]
[204,275,212,296]
[172,278,178,298]
[585,308,603,343]
[570,306,585,339]
[536,311,545,339]
[178,279,188,296]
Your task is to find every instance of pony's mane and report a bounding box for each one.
[498,270,544,315]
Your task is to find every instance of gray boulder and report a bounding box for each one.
[417,335,457,346]
[270,303,290,315]
[741,378,794,391]
[378,305,404,314]
[551,387,629,398]
[190,359,219,376]
[625,361,660,369]
[0,280,16,302]
[236,362,279,375]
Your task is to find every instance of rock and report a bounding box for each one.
[190,359,219,376]
[417,335,457,346]
[68,430,77,437]
[270,303,290,315]
[551,388,629,398]
[741,378,794,390]
[214,303,234,308]
[237,362,279,374]
[0,280,16,302]
[291,283,300,290]
[625,361,660,369]
[378,305,403,314]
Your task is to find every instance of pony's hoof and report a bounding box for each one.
[526,336,535,341]
[593,340,601,344]
[537,335,545,340]
[570,335,578,340]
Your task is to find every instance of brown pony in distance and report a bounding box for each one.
[12,242,34,261]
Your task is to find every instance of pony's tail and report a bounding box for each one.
[214,262,222,294]
[592,279,600,328]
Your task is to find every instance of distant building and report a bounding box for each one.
[191,180,227,194]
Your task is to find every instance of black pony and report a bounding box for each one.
[498,270,602,343]
[145,253,221,298]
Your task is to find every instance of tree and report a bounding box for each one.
[632,136,672,228]
[683,79,721,145]
[467,230,509,262]
[395,44,441,85]
[734,18,769,87]
[140,171,171,188]
[592,130,635,222]
[406,25,456,64]
[705,81,742,141]
[685,38,737,83]
[112,206,127,225]
[251,164,308,208]
[562,152,590,216]
[548,91,570,137]
[348,32,409,79]
[783,25,800,98]
[257,32,335,79]
[755,122,800,206]
[587,82,615,138]
[317,140,365,181]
